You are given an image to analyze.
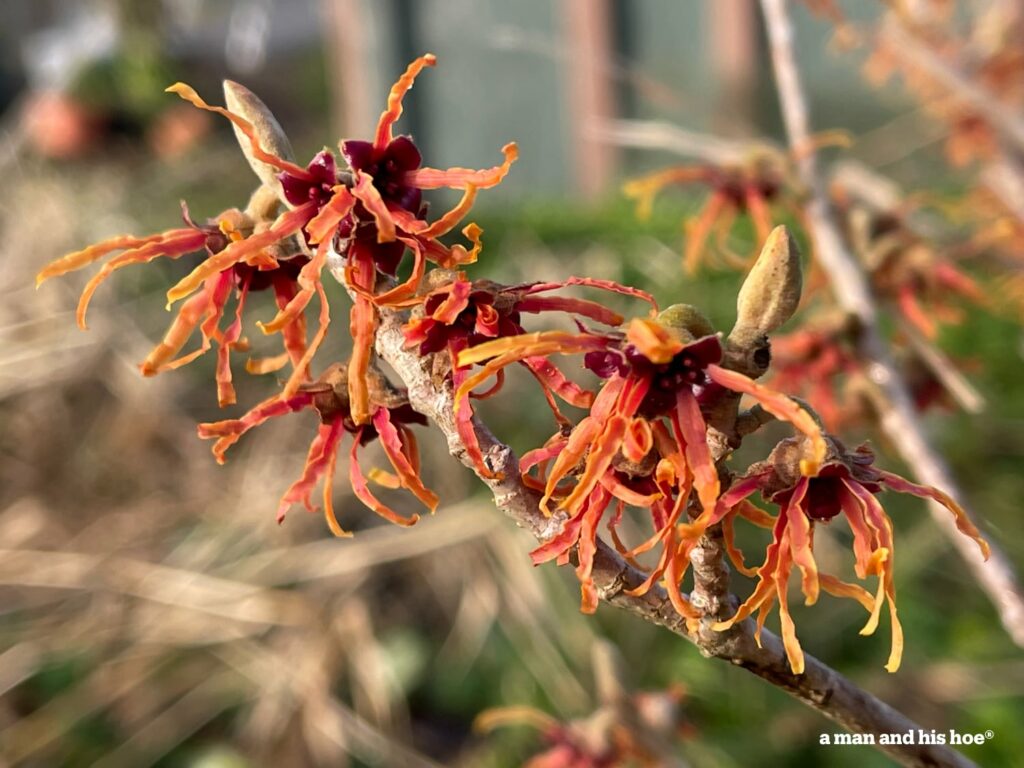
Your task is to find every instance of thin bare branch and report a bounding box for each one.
[760,0,1024,650]
[879,16,1024,155]
[590,118,754,165]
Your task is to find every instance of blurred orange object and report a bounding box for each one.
[21,90,101,159]
[147,102,212,159]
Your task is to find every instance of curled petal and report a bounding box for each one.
[419,185,478,237]
[623,475,689,567]
[418,222,484,268]
[541,417,600,514]
[401,317,433,348]
[258,247,326,335]
[75,229,209,329]
[860,550,890,636]
[321,433,352,537]
[707,363,827,476]
[785,479,819,606]
[347,246,378,424]
[515,296,623,326]
[372,237,424,306]
[838,481,877,579]
[848,482,904,672]
[450,343,493,477]
[455,332,610,408]
[352,171,397,243]
[305,186,356,244]
[166,82,313,180]
[673,389,720,522]
[37,230,191,287]
[576,488,611,614]
[407,142,518,190]
[472,304,499,338]
[166,202,315,306]
[374,53,437,150]
[622,418,653,463]
[213,274,250,406]
[197,392,314,463]
[522,356,594,409]
[349,428,421,526]
[615,373,651,419]
[663,528,700,620]
[397,424,421,475]
[276,420,345,522]
[530,512,585,565]
[140,271,229,377]
[559,416,628,516]
[599,472,662,508]
[273,276,309,368]
[713,508,789,632]
[684,192,728,276]
[246,352,289,374]
[819,574,874,613]
[520,439,568,488]
[623,165,709,219]
[469,367,505,400]
[703,472,769,528]
[723,514,758,577]
[651,420,685,483]
[876,470,989,559]
[430,276,473,323]
[626,318,684,364]
[281,278,329,398]
[373,407,439,512]
[522,276,658,313]
[368,467,402,489]
[734,499,776,529]
[773,529,804,674]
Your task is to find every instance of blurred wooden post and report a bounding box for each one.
[562,0,616,200]
[321,0,375,138]
[709,0,760,136]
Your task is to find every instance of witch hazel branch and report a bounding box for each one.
[37,55,992,768]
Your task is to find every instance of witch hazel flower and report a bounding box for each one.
[38,54,516,418]
[455,304,827,615]
[768,318,861,431]
[169,57,518,424]
[710,435,989,674]
[837,198,986,340]
[36,194,321,407]
[305,53,517,425]
[35,77,357,405]
[623,154,791,275]
[198,362,437,535]
[403,270,656,475]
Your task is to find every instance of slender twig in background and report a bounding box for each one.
[328,251,980,768]
[873,12,1024,229]
[590,118,753,165]
[982,155,1024,227]
[760,0,1024,649]
[878,16,1024,156]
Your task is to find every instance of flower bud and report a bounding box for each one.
[656,304,716,341]
[223,80,295,193]
[734,225,802,336]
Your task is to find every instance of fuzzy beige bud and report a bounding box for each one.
[734,225,802,336]
[223,80,295,195]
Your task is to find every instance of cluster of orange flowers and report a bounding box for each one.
[39,55,989,674]
[38,55,515,530]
